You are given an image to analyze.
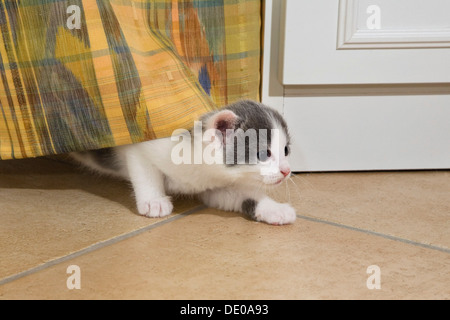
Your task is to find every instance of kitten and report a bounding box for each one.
[70,100,296,225]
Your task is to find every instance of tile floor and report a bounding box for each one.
[0,156,449,300]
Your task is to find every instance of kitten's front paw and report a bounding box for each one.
[137,196,173,218]
[255,199,296,225]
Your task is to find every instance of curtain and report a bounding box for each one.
[0,0,261,160]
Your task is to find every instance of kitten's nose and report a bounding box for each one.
[280,169,291,177]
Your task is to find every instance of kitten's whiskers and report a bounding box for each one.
[287,175,303,201]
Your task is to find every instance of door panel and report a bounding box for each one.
[339,0,450,49]
[280,0,450,85]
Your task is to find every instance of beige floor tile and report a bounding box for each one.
[277,172,450,249]
[0,209,448,300]
[0,157,201,281]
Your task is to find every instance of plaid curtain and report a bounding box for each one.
[0,0,261,160]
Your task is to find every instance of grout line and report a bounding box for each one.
[296,214,450,254]
[0,205,207,287]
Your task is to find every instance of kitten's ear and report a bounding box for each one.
[205,110,238,143]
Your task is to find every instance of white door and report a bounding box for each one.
[263,0,450,171]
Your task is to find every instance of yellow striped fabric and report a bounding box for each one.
[0,0,261,160]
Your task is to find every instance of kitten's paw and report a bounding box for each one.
[137,196,173,218]
[255,199,296,225]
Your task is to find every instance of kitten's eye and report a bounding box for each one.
[257,149,271,162]
[284,146,290,157]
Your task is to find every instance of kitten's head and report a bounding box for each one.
[201,100,292,185]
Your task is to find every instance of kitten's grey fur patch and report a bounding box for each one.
[204,100,291,166]
[84,147,119,171]
[242,198,257,219]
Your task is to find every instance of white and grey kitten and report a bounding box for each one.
[70,100,296,225]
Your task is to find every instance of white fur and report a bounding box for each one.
[254,198,296,225]
[71,108,296,225]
